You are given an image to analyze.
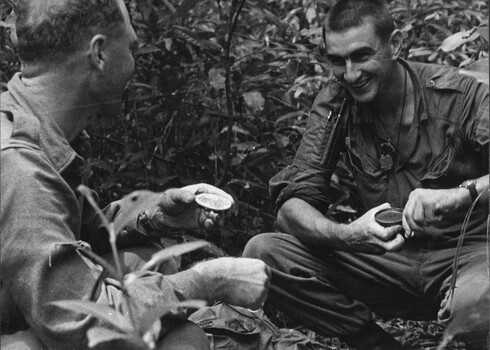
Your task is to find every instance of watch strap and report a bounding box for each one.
[137,211,158,238]
[459,182,478,203]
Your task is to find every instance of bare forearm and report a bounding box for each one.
[165,257,270,310]
[277,198,349,250]
[165,269,214,302]
[277,198,406,254]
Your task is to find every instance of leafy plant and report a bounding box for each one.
[1,0,488,348]
[50,185,208,349]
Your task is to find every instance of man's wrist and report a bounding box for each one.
[136,211,159,239]
[458,181,478,203]
[166,268,213,302]
[189,263,216,302]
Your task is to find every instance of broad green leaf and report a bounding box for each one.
[0,13,15,29]
[90,159,114,174]
[476,26,489,43]
[408,47,433,59]
[162,38,173,51]
[86,327,146,349]
[140,241,210,271]
[305,7,316,24]
[172,26,222,52]
[438,28,480,53]
[391,7,409,14]
[208,68,226,90]
[174,0,200,18]
[136,45,162,56]
[128,151,148,164]
[219,125,252,136]
[299,27,322,38]
[275,111,305,125]
[242,91,265,114]
[51,300,134,334]
[135,0,152,23]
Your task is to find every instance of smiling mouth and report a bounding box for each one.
[350,78,370,90]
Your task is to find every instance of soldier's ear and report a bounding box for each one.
[88,34,108,72]
[389,29,403,59]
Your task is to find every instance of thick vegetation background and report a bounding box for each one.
[0,0,488,349]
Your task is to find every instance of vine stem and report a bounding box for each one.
[107,222,139,334]
[77,186,138,333]
[216,0,247,187]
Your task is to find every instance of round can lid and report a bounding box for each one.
[195,193,232,211]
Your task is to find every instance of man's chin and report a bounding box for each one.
[348,87,377,103]
[350,90,377,103]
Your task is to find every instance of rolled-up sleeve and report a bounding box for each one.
[270,83,348,213]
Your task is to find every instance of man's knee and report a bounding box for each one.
[445,290,489,348]
[243,233,272,258]
[439,261,489,349]
[243,232,288,262]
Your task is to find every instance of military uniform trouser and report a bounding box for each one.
[243,232,489,349]
[0,245,210,350]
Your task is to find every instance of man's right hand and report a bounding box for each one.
[342,203,405,254]
[191,257,270,310]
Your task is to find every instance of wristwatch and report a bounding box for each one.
[459,181,478,203]
[137,211,157,238]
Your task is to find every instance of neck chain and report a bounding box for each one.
[378,68,407,171]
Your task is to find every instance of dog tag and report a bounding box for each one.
[380,154,393,171]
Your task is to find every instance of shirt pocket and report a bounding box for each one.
[420,135,462,188]
[345,137,388,204]
[345,137,384,177]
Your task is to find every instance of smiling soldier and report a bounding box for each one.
[244,0,489,349]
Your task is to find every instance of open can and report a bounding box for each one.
[375,207,403,227]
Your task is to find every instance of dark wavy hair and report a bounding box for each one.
[323,0,395,44]
[15,0,125,63]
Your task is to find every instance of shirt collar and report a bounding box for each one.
[7,73,87,173]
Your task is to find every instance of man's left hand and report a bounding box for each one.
[147,183,236,232]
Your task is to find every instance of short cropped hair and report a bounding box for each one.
[15,0,125,63]
[323,0,395,44]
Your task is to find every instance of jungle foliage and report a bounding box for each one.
[0,0,488,348]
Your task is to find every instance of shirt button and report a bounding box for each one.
[427,80,435,88]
